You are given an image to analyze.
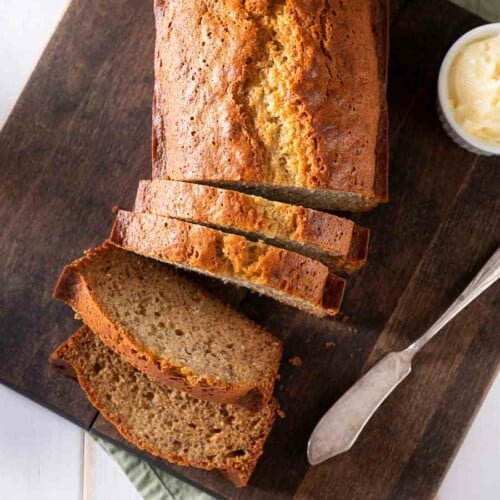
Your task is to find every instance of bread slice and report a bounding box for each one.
[110,210,346,317]
[135,180,369,274]
[152,0,388,211]
[50,326,278,487]
[53,243,282,410]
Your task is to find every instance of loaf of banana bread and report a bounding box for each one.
[152,0,388,211]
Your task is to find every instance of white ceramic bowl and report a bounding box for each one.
[437,23,500,156]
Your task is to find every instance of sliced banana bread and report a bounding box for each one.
[50,326,278,487]
[152,0,388,211]
[135,180,369,274]
[110,210,346,317]
[53,243,282,410]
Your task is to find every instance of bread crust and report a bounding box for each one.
[135,180,369,273]
[152,0,389,211]
[53,244,282,410]
[110,211,346,317]
[50,326,277,487]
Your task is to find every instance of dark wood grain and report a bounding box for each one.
[0,0,154,425]
[296,152,500,500]
[0,0,499,499]
[389,0,411,22]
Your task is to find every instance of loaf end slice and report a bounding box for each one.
[53,243,282,410]
[50,326,278,487]
[134,180,369,273]
[110,210,346,317]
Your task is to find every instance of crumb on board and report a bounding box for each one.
[348,326,359,334]
[349,352,354,359]
[111,205,120,214]
[288,356,302,367]
[277,409,286,419]
[325,341,335,349]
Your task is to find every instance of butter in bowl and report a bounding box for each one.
[438,23,500,156]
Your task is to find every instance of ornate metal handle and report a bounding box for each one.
[406,246,500,356]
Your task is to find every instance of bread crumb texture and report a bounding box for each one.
[54,243,282,408]
[52,327,278,487]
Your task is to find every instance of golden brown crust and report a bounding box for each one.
[49,349,77,378]
[135,180,369,273]
[110,211,345,317]
[372,0,389,203]
[51,326,277,487]
[344,226,370,274]
[53,243,282,410]
[152,0,389,210]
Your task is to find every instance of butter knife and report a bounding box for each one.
[308,246,500,465]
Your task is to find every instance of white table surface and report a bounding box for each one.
[0,2,498,499]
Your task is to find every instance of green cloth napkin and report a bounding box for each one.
[90,2,499,499]
[92,435,214,500]
[450,0,500,20]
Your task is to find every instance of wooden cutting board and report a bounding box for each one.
[0,0,498,498]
